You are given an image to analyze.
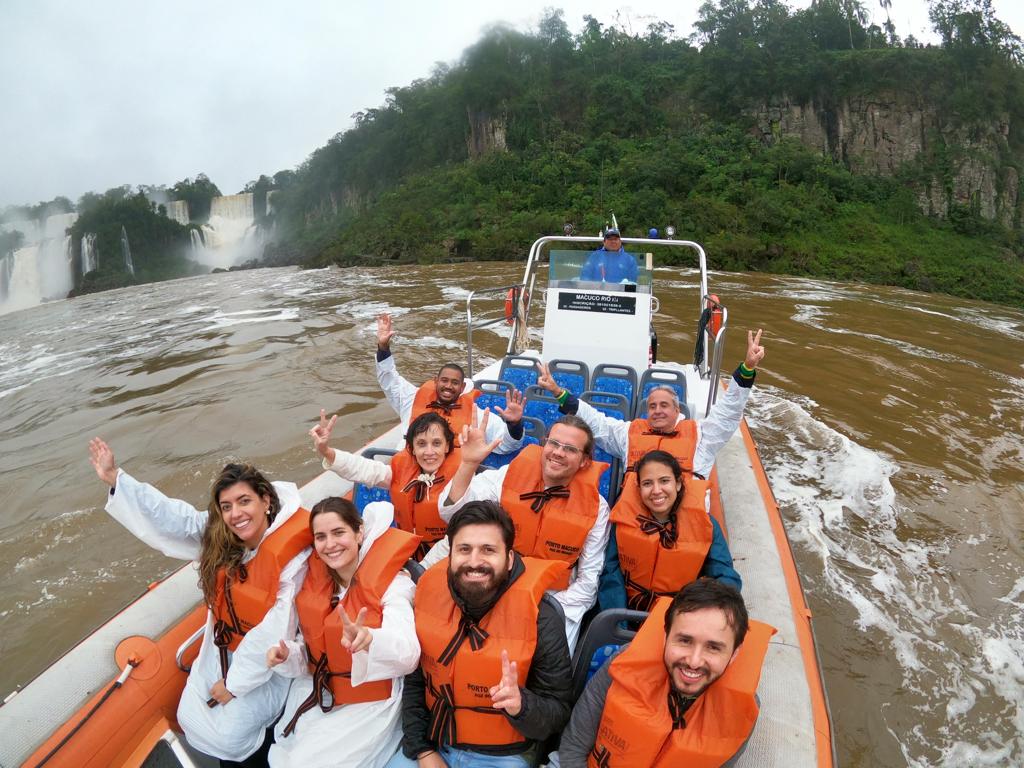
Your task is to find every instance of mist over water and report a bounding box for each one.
[0,263,1021,767]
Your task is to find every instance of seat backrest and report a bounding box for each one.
[549,359,590,396]
[591,364,638,412]
[353,448,396,514]
[498,355,539,393]
[523,385,563,431]
[581,390,630,422]
[636,368,688,419]
[480,416,545,469]
[570,608,649,701]
[473,378,514,415]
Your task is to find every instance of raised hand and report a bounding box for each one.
[744,328,766,370]
[309,409,338,464]
[459,409,502,467]
[339,605,373,654]
[376,312,396,351]
[488,649,522,717]
[266,639,290,668]
[88,437,119,487]
[493,387,524,423]
[535,361,560,396]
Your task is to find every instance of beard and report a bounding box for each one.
[450,563,510,609]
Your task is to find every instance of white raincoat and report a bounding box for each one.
[268,502,420,768]
[105,470,310,762]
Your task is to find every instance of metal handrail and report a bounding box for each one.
[175,626,205,673]
[465,283,526,377]
[704,298,729,417]
[508,235,709,358]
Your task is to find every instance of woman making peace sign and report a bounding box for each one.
[266,498,422,768]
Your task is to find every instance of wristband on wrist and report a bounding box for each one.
[556,388,569,405]
[739,363,755,378]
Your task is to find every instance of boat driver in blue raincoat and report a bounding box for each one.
[580,228,639,283]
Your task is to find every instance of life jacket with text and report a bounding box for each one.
[499,444,608,590]
[610,478,713,611]
[621,419,699,498]
[211,508,312,677]
[411,381,480,438]
[588,598,775,768]
[390,450,462,559]
[282,527,421,736]
[415,556,568,751]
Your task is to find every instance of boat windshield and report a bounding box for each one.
[547,248,653,293]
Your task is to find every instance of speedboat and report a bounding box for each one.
[1,235,835,767]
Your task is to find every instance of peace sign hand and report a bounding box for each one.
[309,409,338,463]
[488,649,522,717]
[339,605,373,654]
[492,387,524,423]
[744,328,766,370]
[459,408,502,468]
[535,361,560,396]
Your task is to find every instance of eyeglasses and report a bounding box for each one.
[540,437,584,457]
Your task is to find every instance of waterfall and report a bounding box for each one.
[81,233,99,273]
[194,192,264,270]
[0,213,78,315]
[164,200,190,225]
[120,226,134,275]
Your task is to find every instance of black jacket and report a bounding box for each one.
[399,555,573,759]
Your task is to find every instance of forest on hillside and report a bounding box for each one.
[262,0,1024,306]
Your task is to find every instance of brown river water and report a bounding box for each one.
[0,262,1021,767]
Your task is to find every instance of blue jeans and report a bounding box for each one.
[385,745,530,767]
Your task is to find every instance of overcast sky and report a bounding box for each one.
[2,0,1022,209]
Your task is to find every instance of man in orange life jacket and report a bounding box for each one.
[376,312,525,454]
[437,411,610,651]
[558,579,774,768]
[536,329,767,486]
[387,501,573,768]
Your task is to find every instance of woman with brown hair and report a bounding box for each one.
[309,410,459,559]
[265,497,420,768]
[88,438,311,767]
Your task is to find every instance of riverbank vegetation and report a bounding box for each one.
[264,0,1024,307]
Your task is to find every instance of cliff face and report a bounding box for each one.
[754,96,1021,228]
[466,109,508,158]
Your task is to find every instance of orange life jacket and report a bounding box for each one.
[390,449,461,558]
[499,444,608,590]
[415,556,568,750]
[588,598,775,768]
[621,418,699,499]
[610,478,713,611]
[411,381,480,438]
[211,508,312,675]
[283,527,421,736]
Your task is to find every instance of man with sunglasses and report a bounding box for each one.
[437,412,610,651]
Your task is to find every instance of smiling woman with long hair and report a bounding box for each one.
[309,410,460,559]
[88,438,311,767]
[602,449,741,611]
[265,497,421,768]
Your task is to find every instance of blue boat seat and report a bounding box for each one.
[581,390,630,422]
[481,415,545,470]
[473,378,514,415]
[570,608,647,701]
[548,359,590,397]
[636,368,688,419]
[498,355,539,393]
[523,385,563,431]
[352,448,396,513]
[591,364,638,413]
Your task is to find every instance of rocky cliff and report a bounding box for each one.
[754,96,1021,228]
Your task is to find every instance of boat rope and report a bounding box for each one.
[30,658,138,768]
